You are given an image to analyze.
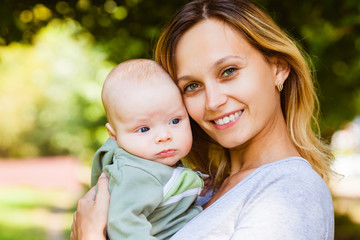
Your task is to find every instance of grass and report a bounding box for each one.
[0,187,75,240]
[0,223,46,240]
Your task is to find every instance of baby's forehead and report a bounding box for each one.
[106,70,180,104]
[113,80,185,122]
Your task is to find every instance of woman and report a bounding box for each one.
[71,0,334,239]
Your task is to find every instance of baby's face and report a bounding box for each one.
[112,73,192,166]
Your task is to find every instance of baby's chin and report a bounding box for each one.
[153,156,182,167]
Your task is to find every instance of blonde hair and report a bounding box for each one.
[155,0,334,188]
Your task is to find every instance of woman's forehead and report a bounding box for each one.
[174,19,253,74]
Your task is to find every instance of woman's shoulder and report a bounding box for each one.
[247,157,329,190]
[255,157,323,182]
[239,157,334,238]
[229,157,333,237]
[259,156,312,172]
[226,157,332,204]
[204,157,332,211]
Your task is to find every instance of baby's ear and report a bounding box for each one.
[105,123,117,140]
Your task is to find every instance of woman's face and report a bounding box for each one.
[175,19,289,149]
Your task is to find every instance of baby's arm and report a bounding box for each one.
[105,164,163,240]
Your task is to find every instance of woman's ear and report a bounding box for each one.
[271,57,290,86]
[105,123,117,140]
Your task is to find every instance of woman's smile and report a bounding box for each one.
[211,110,243,130]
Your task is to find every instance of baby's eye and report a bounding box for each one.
[137,127,150,133]
[184,83,200,93]
[170,118,180,125]
[222,67,237,77]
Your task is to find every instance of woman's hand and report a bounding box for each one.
[70,172,110,240]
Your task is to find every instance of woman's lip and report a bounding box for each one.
[211,110,243,121]
[157,149,176,158]
[211,110,243,130]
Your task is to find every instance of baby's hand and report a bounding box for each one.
[200,175,213,196]
[194,171,213,207]
[195,170,213,196]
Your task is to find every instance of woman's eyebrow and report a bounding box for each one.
[176,75,192,84]
[176,55,247,83]
[213,55,247,68]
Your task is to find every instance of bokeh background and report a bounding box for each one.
[0,0,359,239]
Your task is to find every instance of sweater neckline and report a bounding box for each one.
[204,156,309,211]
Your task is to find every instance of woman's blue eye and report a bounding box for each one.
[184,83,200,92]
[137,127,150,133]
[170,118,180,125]
[222,67,236,77]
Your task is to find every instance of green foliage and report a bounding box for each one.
[0,0,359,159]
[0,0,188,62]
[0,0,189,160]
[0,19,113,160]
[258,0,360,137]
[335,212,360,240]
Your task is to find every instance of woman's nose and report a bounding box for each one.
[205,83,227,111]
[156,131,173,144]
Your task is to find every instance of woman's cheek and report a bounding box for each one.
[184,96,203,120]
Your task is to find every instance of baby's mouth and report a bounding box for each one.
[157,149,176,158]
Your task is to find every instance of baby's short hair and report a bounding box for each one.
[104,59,168,87]
[101,59,171,127]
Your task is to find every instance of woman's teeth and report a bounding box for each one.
[214,111,242,125]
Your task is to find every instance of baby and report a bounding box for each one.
[91,59,204,240]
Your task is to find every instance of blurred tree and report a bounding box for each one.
[0,0,189,62]
[0,0,359,159]
[0,19,113,160]
[259,0,360,138]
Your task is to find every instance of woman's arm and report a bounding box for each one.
[70,173,110,240]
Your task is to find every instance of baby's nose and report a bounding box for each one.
[156,132,172,143]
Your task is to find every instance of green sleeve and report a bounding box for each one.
[91,138,118,187]
[104,162,164,240]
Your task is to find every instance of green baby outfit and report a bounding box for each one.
[91,138,203,240]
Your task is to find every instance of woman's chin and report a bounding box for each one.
[215,138,244,149]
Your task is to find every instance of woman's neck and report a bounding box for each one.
[228,114,300,175]
[203,114,300,209]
